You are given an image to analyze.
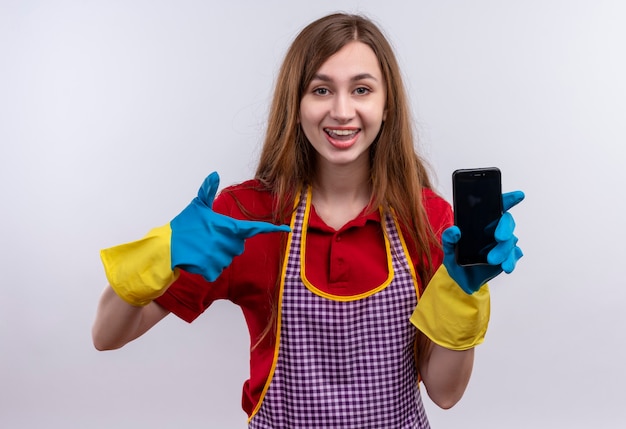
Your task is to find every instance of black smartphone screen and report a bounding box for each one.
[452,168,503,266]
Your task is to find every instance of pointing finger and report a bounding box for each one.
[233,219,291,239]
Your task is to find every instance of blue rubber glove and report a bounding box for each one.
[101,172,290,306]
[443,191,525,294]
[170,172,291,282]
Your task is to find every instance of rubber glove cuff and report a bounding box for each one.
[410,264,490,350]
[100,224,179,306]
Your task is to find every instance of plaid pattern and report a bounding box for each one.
[249,193,430,428]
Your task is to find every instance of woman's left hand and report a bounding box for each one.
[443,191,525,294]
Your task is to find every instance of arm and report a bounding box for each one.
[411,191,525,407]
[417,333,474,409]
[92,285,170,351]
[93,172,290,350]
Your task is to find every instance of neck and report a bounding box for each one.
[311,161,372,230]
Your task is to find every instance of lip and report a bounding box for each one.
[324,127,361,149]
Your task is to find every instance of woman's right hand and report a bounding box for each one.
[100,171,290,307]
[169,171,291,282]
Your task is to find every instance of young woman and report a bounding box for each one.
[93,13,523,428]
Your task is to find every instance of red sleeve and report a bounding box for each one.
[402,188,453,291]
[423,188,454,234]
[154,270,227,323]
[423,188,454,270]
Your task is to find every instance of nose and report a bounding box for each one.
[330,93,355,122]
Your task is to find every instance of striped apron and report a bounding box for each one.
[249,189,430,428]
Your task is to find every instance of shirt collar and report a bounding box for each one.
[308,204,381,232]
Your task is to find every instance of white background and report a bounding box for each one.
[2,0,625,427]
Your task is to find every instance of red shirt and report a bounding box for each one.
[155,179,453,416]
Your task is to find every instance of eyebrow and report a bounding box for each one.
[312,72,379,82]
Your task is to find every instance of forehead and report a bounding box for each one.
[314,41,383,80]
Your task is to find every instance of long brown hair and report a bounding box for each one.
[255,13,439,285]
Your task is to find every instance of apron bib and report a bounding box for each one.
[249,189,430,428]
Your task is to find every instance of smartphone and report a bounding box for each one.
[452,167,503,266]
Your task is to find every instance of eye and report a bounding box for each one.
[313,87,329,96]
[354,87,371,95]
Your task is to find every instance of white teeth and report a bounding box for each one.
[325,129,357,136]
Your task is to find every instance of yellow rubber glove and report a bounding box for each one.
[101,224,178,306]
[410,265,490,350]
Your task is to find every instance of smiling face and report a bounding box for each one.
[299,41,387,174]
